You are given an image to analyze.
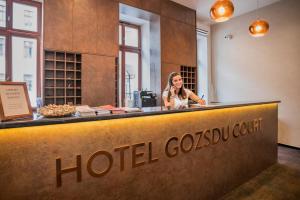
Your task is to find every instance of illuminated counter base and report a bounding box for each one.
[0,103,278,200]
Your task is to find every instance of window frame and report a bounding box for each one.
[0,0,42,98]
[119,21,142,106]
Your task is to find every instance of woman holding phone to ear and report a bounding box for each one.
[162,72,206,109]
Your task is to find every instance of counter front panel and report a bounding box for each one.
[0,103,278,200]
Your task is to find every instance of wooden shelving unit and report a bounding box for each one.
[180,66,197,94]
[44,50,82,105]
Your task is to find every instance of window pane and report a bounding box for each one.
[125,26,139,47]
[118,51,122,105]
[197,33,208,102]
[119,25,122,45]
[13,2,38,32]
[0,0,6,27]
[24,41,33,58]
[0,35,5,81]
[125,52,139,101]
[12,36,37,107]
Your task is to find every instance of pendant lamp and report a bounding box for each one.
[249,20,269,37]
[210,0,234,23]
[249,0,270,37]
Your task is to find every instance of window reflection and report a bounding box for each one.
[23,74,33,91]
[12,36,37,107]
[24,41,33,58]
[0,0,5,27]
[24,9,33,28]
[0,36,4,56]
[125,26,139,47]
[118,51,122,105]
[0,36,5,81]
[125,52,139,101]
[119,25,122,45]
[13,2,37,32]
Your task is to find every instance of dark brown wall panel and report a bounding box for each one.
[119,0,141,8]
[119,0,194,21]
[161,62,180,91]
[96,0,119,57]
[82,54,115,106]
[119,0,161,14]
[161,17,197,67]
[44,0,73,51]
[141,0,161,14]
[73,0,98,54]
[161,0,196,26]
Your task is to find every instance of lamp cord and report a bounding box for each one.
[257,0,260,20]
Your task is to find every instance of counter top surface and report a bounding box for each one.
[0,100,280,129]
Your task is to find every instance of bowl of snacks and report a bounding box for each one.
[38,104,76,118]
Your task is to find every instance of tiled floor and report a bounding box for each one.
[220,145,300,200]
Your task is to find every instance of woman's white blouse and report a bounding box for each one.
[162,89,192,109]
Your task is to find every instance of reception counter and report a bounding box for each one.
[0,101,279,200]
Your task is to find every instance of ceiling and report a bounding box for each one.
[171,0,281,24]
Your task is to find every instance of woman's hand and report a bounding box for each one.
[170,86,176,96]
[197,99,206,105]
[189,91,206,105]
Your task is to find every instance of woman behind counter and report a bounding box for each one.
[162,72,206,109]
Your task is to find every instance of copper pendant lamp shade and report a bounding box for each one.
[249,20,270,37]
[210,0,234,22]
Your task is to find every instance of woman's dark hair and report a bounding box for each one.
[164,72,187,101]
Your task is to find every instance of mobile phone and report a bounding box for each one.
[171,85,176,92]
